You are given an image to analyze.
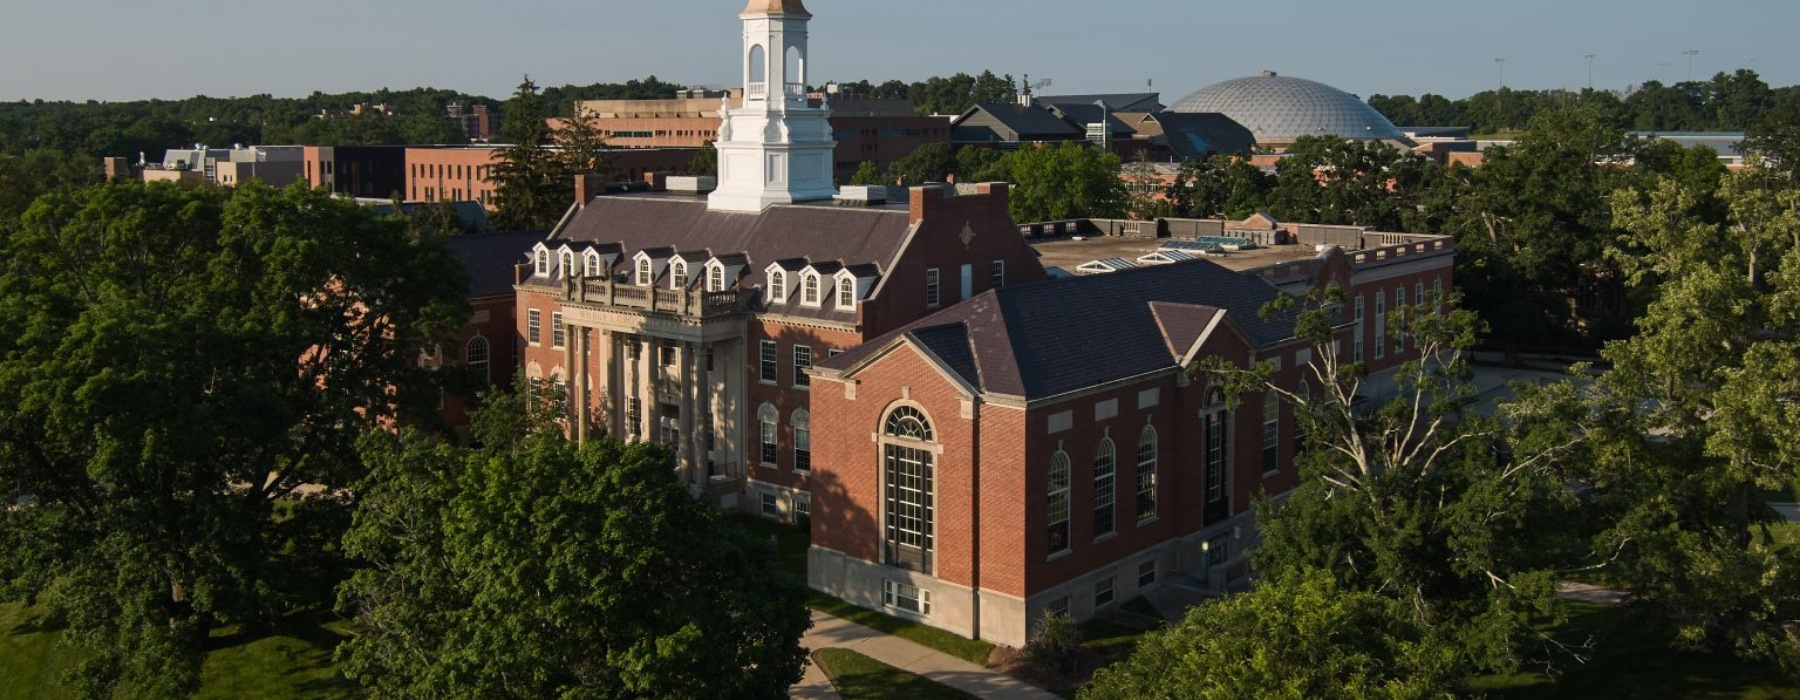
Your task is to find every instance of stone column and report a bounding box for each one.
[679,340,699,485]
[573,328,590,443]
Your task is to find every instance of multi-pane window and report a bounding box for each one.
[794,493,810,520]
[992,260,1006,289]
[551,312,566,349]
[883,579,930,615]
[1047,451,1071,555]
[838,277,855,308]
[761,492,779,518]
[925,268,940,308]
[1136,426,1158,521]
[535,250,549,276]
[1205,389,1228,505]
[801,274,820,305]
[1374,291,1387,360]
[627,398,642,437]
[584,252,601,278]
[793,345,813,388]
[1262,391,1280,473]
[884,407,935,572]
[759,407,778,466]
[1094,439,1117,538]
[527,309,542,345]
[560,251,574,277]
[672,262,688,289]
[1138,560,1157,587]
[770,271,787,301]
[1094,575,1116,608]
[1354,295,1364,322]
[793,410,811,472]
[759,340,778,383]
[709,265,726,292]
[465,337,491,385]
[637,258,653,285]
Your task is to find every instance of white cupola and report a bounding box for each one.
[707,0,838,212]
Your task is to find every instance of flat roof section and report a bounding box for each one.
[1032,236,1329,275]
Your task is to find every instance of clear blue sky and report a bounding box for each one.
[3,0,1795,103]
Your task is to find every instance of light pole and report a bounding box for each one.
[1657,62,1671,83]
[1584,54,1595,91]
[1494,57,1507,90]
[1683,49,1700,82]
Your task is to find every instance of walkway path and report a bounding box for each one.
[791,610,1062,700]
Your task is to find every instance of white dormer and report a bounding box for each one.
[706,255,749,292]
[632,250,672,286]
[799,269,823,307]
[557,245,577,278]
[708,263,727,291]
[583,249,603,278]
[764,261,805,304]
[532,244,551,277]
[671,259,690,290]
[833,267,878,311]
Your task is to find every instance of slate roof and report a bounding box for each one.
[1146,112,1257,159]
[443,230,549,299]
[1045,103,1134,137]
[546,195,911,290]
[822,259,1301,399]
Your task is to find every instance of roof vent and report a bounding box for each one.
[1260,70,1278,78]
[836,185,889,206]
[667,176,717,194]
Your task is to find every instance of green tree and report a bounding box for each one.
[684,141,718,177]
[886,142,956,185]
[491,77,570,231]
[1197,285,1583,676]
[0,181,468,698]
[338,391,811,699]
[1003,142,1125,222]
[1083,570,1460,700]
[557,105,613,184]
[847,160,884,186]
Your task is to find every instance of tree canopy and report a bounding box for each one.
[0,180,468,697]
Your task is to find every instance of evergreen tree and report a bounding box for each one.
[491,77,570,231]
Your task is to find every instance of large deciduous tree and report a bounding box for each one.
[1004,141,1125,222]
[0,181,468,697]
[338,389,811,699]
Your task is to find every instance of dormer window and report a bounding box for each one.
[584,251,602,278]
[801,272,821,306]
[709,265,726,292]
[770,270,788,302]
[534,249,550,277]
[559,250,575,278]
[672,261,689,290]
[637,258,654,285]
[838,277,855,308]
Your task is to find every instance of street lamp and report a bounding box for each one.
[1584,54,1595,91]
[1494,57,1507,90]
[1683,49,1700,82]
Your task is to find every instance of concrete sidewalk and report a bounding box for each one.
[791,610,1062,699]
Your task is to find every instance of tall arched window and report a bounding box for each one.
[534,249,549,277]
[584,251,602,278]
[758,403,779,467]
[748,45,767,87]
[1136,426,1158,521]
[1204,387,1229,521]
[770,271,787,302]
[559,250,574,278]
[465,336,491,385]
[637,258,654,286]
[709,265,726,292]
[1047,451,1071,555]
[784,46,805,100]
[882,405,935,572]
[672,261,688,290]
[1094,438,1117,538]
[792,409,811,472]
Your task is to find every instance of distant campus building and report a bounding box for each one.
[491,0,1458,649]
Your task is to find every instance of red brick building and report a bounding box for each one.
[404,146,704,210]
[436,231,543,438]
[805,227,1455,648]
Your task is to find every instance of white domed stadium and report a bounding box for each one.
[1167,71,1404,147]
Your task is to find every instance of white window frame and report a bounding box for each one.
[925,268,940,308]
[559,250,574,278]
[672,260,688,290]
[837,276,856,309]
[1136,425,1158,523]
[759,340,778,384]
[709,264,727,292]
[636,257,654,286]
[992,259,1006,289]
[770,270,788,303]
[1047,450,1071,556]
[758,403,779,467]
[800,272,821,307]
[792,409,811,473]
[534,248,550,277]
[583,250,602,278]
[793,345,812,388]
[551,312,566,349]
[1094,438,1117,540]
[526,309,542,346]
[883,579,930,616]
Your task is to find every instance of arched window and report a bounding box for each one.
[1136,426,1158,521]
[882,405,935,571]
[784,46,805,99]
[770,270,787,302]
[1047,451,1071,555]
[709,265,726,292]
[758,403,779,466]
[1094,438,1117,538]
[465,336,491,385]
[792,409,811,472]
[534,249,549,277]
[748,45,767,86]
[801,273,821,306]
[637,257,653,286]
[672,261,688,290]
[584,251,601,278]
[560,250,574,278]
[837,277,855,309]
[1204,387,1229,517]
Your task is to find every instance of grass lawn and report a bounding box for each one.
[0,603,355,700]
[814,648,977,700]
[1467,602,1800,699]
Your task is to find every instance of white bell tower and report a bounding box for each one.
[707,0,837,212]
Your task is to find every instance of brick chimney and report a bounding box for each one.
[909,184,949,225]
[574,174,607,207]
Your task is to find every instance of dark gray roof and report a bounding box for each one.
[1037,93,1164,113]
[547,195,911,290]
[954,103,1084,140]
[1146,112,1257,159]
[824,259,1300,399]
[444,230,549,299]
[1045,103,1134,137]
